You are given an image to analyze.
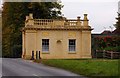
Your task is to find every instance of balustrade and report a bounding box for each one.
[25,13,91,30]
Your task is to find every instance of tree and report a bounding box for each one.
[2,2,63,58]
[113,12,120,34]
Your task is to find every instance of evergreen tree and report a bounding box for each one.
[114,13,120,29]
[113,13,120,35]
[2,2,63,57]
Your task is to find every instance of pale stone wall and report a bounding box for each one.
[81,31,91,58]
[38,30,82,59]
[22,30,91,59]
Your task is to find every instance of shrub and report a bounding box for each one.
[12,45,22,58]
[104,46,120,52]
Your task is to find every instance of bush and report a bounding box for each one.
[12,45,22,58]
[104,46,120,52]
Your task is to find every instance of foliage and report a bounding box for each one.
[42,59,119,77]
[94,36,120,52]
[2,2,63,57]
[104,46,120,52]
[113,13,120,35]
[12,45,22,58]
[114,13,120,29]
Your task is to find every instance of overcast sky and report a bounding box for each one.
[0,0,120,33]
[61,0,119,33]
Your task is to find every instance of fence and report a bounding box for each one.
[95,50,120,59]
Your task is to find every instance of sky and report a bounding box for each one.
[0,0,120,33]
[61,0,119,33]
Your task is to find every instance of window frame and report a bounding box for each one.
[42,39,49,52]
[68,39,76,52]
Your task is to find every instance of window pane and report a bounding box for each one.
[69,39,76,51]
[42,39,49,52]
[69,40,75,45]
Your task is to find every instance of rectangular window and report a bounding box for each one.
[69,39,76,52]
[42,39,49,52]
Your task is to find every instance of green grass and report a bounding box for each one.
[40,59,119,77]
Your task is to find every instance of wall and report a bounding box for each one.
[22,29,91,59]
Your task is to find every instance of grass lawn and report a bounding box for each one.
[38,59,119,77]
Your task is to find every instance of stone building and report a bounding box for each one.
[22,13,93,59]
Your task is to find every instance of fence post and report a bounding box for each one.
[103,50,105,58]
[119,53,120,59]
[96,50,97,58]
[31,50,34,60]
[36,51,38,60]
[111,51,113,59]
[39,51,41,59]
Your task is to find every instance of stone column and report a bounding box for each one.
[22,31,26,58]
[81,31,92,58]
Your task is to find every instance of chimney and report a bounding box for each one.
[77,16,81,26]
[77,16,80,21]
[84,14,88,21]
[83,14,89,26]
